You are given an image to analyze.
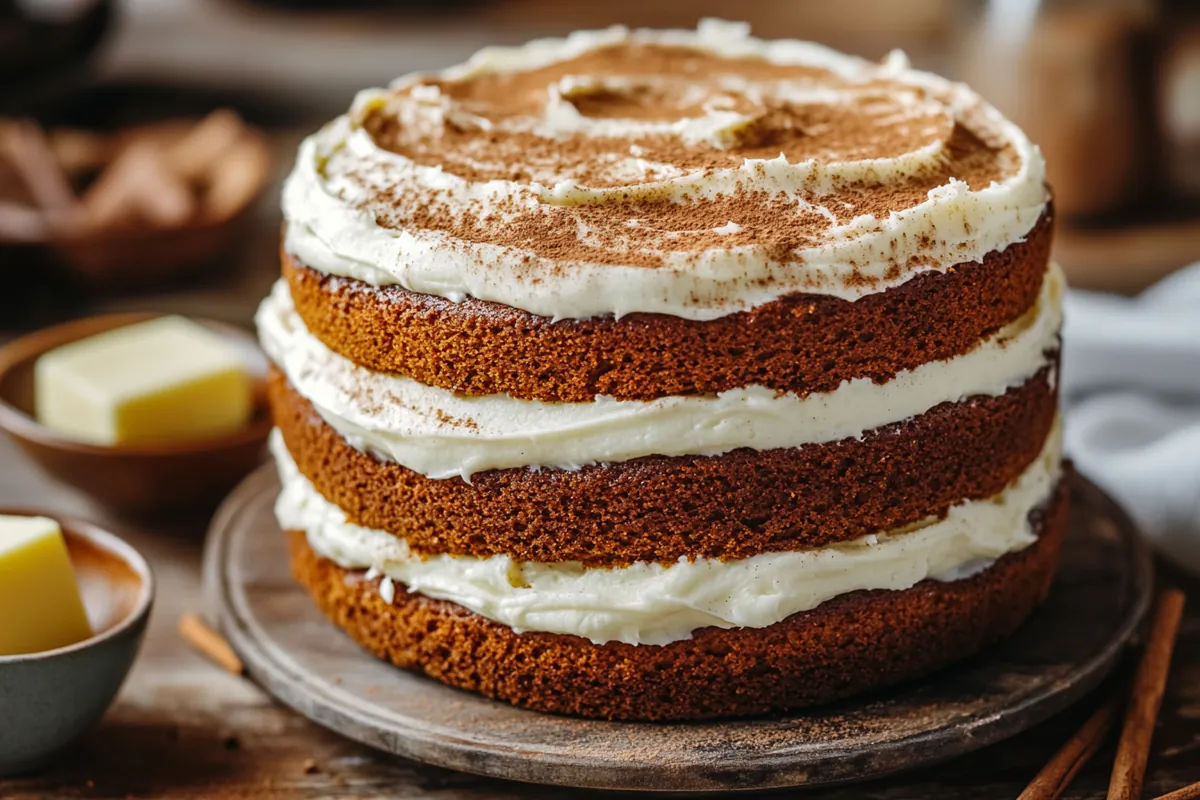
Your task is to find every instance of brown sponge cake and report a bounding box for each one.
[281,209,1052,403]
[285,476,1068,722]
[268,365,1058,565]
[258,20,1063,721]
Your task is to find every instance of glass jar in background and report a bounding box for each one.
[957,0,1157,220]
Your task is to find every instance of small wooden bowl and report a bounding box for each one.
[0,127,271,293]
[0,509,153,776]
[56,129,271,291]
[0,314,271,519]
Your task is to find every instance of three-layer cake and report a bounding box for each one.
[258,20,1064,721]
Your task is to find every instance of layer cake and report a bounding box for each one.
[258,20,1064,721]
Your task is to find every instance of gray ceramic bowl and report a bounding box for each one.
[0,509,153,776]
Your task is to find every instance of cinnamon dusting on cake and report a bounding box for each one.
[340,41,1017,283]
[435,408,480,431]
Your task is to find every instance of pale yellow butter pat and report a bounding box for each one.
[0,515,92,656]
[35,316,252,446]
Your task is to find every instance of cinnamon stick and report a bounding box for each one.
[49,128,112,174]
[0,119,83,232]
[82,142,195,230]
[0,201,51,241]
[201,133,269,221]
[178,612,243,675]
[1154,781,1200,800]
[1108,589,1187,800]
[1018,697,1119,800]
[166,109,246,181]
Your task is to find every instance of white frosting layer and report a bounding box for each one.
[273,422,1062,646]
[256,263,1062,480]
[281,19,1048,321]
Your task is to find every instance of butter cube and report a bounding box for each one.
[0,515,92,656]
[35,316,252,446]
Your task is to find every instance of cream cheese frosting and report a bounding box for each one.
[272,421,1063,645]
[281,19,1048,321]
[256,263,1062,480]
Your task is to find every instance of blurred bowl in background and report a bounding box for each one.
[0,122,271,293]
[54,135,269,290]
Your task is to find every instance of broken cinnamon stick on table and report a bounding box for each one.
[1154,781,1200,800]
[179,612,244,675]
[1108,589,1187,800]
[1018,696,1119,800]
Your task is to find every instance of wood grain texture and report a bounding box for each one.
[201,467,1150,793]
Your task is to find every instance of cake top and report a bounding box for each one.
[283,20,1047,321]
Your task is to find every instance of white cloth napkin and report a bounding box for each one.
[1061,263,1200,573]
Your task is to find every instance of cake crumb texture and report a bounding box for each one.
[281,212,1052,403]
[269,365,1058,564]
[286,476,1068,721]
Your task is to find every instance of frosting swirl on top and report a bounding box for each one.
[283,19,1047,321]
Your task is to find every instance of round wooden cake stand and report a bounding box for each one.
[202,468,1152,793]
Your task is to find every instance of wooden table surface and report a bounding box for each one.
[1,132,1200,800]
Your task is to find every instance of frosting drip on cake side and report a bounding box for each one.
[256,264,1062,480]
[271,422,1062,646]
[281,19,1048,321]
